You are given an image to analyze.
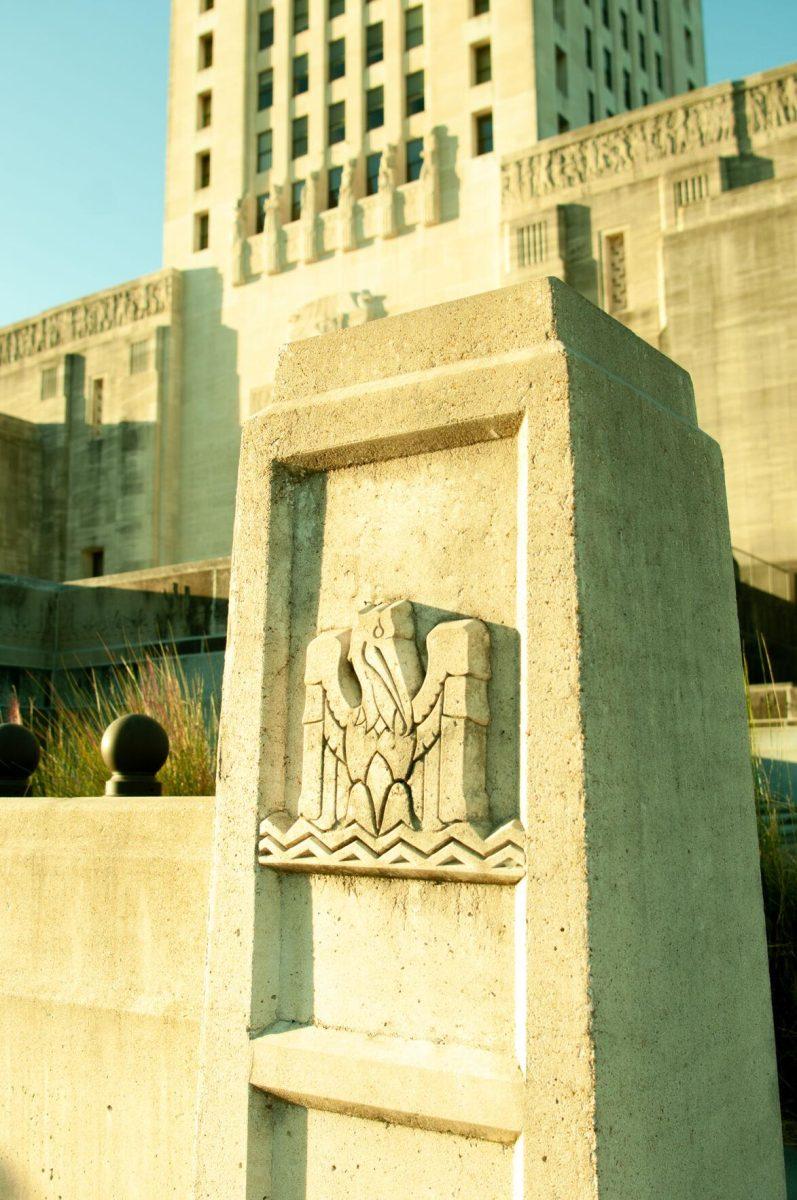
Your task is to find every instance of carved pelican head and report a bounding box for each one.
[349,602,423,736]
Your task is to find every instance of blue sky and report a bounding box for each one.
[0,0,794,327]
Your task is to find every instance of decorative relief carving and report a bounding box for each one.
[378,145,399,240]
[501,90,735,208]
[747,70,797,135]
[287,290,383,340]
[0,274,175,368]
[420,129,441,227]
[264,187,283,276]
[258,601,526,884]
[300,171,320,265]
[338,160,357,253]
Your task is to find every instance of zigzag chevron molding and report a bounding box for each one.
[258,812,526,885]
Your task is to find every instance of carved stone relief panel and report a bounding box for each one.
[501,88,736,211]
[259,600,525,883]
[0,274,175,368]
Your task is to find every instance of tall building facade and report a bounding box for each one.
[3,6,797,592]
[164,0,706,272]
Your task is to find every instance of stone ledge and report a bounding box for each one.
[250,1023,524,1144]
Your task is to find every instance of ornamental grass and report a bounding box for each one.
[9,651,218,798]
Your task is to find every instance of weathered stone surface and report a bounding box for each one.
[193,278,784,1199]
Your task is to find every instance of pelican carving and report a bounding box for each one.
[298,601,491,836]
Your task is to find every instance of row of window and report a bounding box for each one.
[256,0,429,52]
[256,0,489,49]
[194,112,493,251]
[259,115,493,223]
[578,0,695,65]
[254,69,426,173]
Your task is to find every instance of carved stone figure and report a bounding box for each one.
[298,601,490,834]
[232,197,249,287]
[377,145,398,239]
[300,170,320,264]
[264,187,283,276]
[259,600,525,883]
[338,159,356,253]
[420,129,441,226]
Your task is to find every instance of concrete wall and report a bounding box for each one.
[0,415,43,578]
[0,796,213,1200]
[0,271,181,578]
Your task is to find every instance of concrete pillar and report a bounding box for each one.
[193,277,785,1200]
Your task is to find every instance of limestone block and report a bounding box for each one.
[193,278,785,1200]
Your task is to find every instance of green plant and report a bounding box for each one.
[747,656,797,1133]
[16,652,218,798]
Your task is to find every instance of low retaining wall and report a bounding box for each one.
[0,795,213,1200]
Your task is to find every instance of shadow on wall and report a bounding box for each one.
[178,268,242,564]
[0,1158,41,1199]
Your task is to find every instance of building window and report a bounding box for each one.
[258,68,273,109]
[405,69,425,115]
[636,0,643,10]
[292,115,308,158]
[554,0,566,25]
[601,0,610,27]
[366,150,381,194]
[130,340,150,375]
[327,165,343,208]
[198,33,213,69]
[555,46,567,94]
[258,128,273,172]
[293,0,309,34]
[195,211,210,250]
[196,150,211,189]
[200,0,214,11]
[293,52,309,94]
[585,27,593,68]
[82,548,105,578]
[291,180,304,221]
[405,6,424,50]
[623,68,631,107]
[641,87,648,104]
[653,0,660,32]
[197,91,212,128]
[328,37,345,80]
[40,366,58,400]
[259,7,274,49]
[474,42,492,85]
[89,378,104,431]
[638,33,647,70]
[256,192,269,232]
[620,10,629,49]
[603,48,613,90]
[604,231,628,312]
[366,22,384,65]
[406,136,424,181]
[655,51,663,87]
[475,110,493,154]
[557,112,570,132]
[588,89,596,122]
[687,78,695,90]
[685,27,694,63]
[473,0,490,12]
[366,85,384,130]
[329,0,345,15]
[328,100,345,144]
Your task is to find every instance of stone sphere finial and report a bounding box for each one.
[0,724,41,797]
[101,714,170,797]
